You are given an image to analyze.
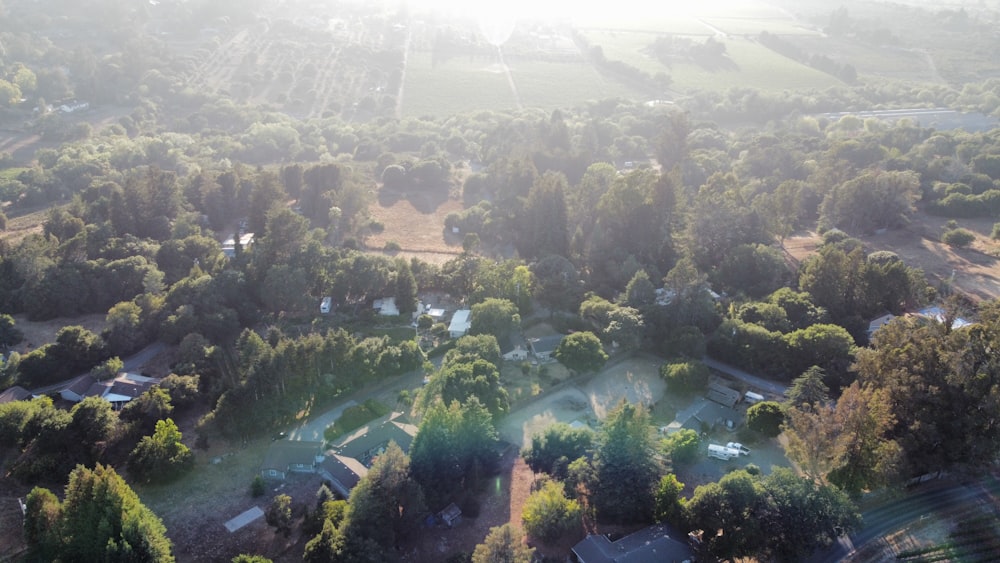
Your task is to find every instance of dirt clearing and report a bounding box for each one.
[365,190,465,265]
[783,211,1000,302]
[11,313,106,354]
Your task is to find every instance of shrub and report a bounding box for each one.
[746,401,785,437]
[251,475,266,497]
[384,240,401,251]
[662,429,700,464]
[992,223,1000,240]
[942,228,976,248]
[521,480,581,543]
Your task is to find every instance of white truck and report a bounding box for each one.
[708,444,741,461]
[320,296,332,314]
[726,442,751,456]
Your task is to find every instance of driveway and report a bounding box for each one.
[286,400,357,443]
[702,356,788,396]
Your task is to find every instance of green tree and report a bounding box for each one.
[660,360,710,393]
[592,401,660,523]
[520,171,569,259]
[624,269,656,308]
[410,400,498,507]
[338,442,425,555]
[661,428,700,464]
[818,169,920,234]
[746,401,784,437]
[232,555,273,563]
[0,313,24,348]
[394,258,418,316]
[25,464,174,562]
[554,332,607,374]
[265,494,293,537]
[103,301,145,356]
[521,479,581,542]
[127,418,194,483]
[472,524,535,563]
[470,298,520,343]
[433,358,509,419]
[653,473,685,526]
[522,422,594,477]
[785,366,830,407]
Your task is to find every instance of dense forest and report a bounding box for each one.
[1,0,1000,561]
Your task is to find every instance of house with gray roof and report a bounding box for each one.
[320,412,420,497]
[261,440,324,480]
[0,385,32,404]
[571,524,693,563]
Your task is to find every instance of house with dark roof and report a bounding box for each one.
[261,440,324,480]
[529,334,564,361]
[332,411,418,466]
[59,375,97,402]
[706,382,741,409]
[60,372,158,407]
[571,524,693,563]
[0,385,32,404]
[320,412,420,497]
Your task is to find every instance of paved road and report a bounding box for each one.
[702,356,788,396]
[286,399,358,443]
[807,475,1000,562]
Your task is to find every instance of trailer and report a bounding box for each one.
[708,443,741,461]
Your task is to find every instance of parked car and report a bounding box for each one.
[726,442,751,456]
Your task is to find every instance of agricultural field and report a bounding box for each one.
[508,59,646,109]
[667,37,842,92]
[172,13,404,120]
[400,51,518,117]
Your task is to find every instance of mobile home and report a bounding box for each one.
[708,444,741,461]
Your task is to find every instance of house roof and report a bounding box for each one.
[332,412,418,465]
[62,375,97,397]
[914,306,972,330]
[707,382,741,408]
[448,309,472,334]
[322,454,368,498]
[571,524,693,563]
[0,385,32,404]
[529,334,564,355]
[686,401,739,432]
[261,441,323,472]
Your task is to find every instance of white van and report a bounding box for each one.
[744,391,764,405]
[708,444,741,461]
[320,296,332,314]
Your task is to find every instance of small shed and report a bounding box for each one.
[438,503,462,527]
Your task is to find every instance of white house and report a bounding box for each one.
[502,345,528,361]
[448,309,472,338]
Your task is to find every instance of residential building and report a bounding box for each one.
[448,309,472,338]
[571,524,693,562]
[261,440,324,480]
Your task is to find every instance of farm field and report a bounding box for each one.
[508,59,646,109]
[700,16,823,36]
[668,37,842,91]
[787,35,939,82]
[578,31,673,75]
[400,51,518,117]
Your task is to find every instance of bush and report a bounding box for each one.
[942,228,976,248]
[992,223,1000,240]
[384,240,402,251]
[521,480,581,543]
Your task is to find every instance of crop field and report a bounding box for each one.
[701,16,823,36]
[580,31,673,75]
[573,14,714,35]
[509,60,646,109]
[668,37,841,91]
[786,35,939,82]
[400,51,517,117]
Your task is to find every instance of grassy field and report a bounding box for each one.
[668,37,842,91]
[701,16,823,36]
[401,51,517,117]
[581,31,671,75]
[509,59,646,108]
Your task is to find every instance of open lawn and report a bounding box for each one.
[401,51,517,117]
